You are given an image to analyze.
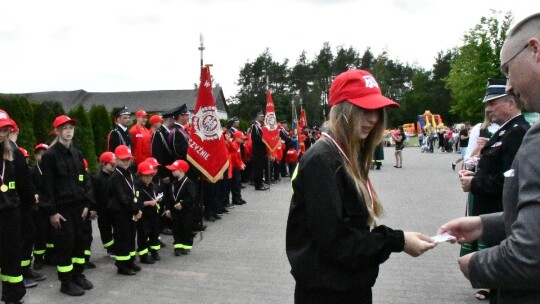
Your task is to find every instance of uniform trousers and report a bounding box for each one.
[230,168,242,203]
[172,211,194,250]
[112,211,136,268]
[96,206,115,251]
[252,152,266,188]
[32,208,51,261]
[0,207,26,302]
[294,283,372,304]
[82,215,93,262]
[219,173,230,210]
[20,205,35,272]
[203,182,219,218]
[52,204,89,282]
[137,209,161,256]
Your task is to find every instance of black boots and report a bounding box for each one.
[60,281,85,296]
[139,254,155,264]
[151,251,161,261]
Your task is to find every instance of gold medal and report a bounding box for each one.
[0,184,8,192]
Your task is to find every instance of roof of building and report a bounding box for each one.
[13,87,228,113]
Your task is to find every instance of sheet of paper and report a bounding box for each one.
[431,232,455,243]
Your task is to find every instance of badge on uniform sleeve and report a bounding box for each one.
[8,181,15,189]
[491,141,502,148]
[79,174,84,182]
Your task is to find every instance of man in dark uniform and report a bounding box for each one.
[151,110,175,182]
[458,79,530,300]
[250,111,268,191]
[227,116,240,138]
[108,106,132,152]
[279,120,292,177]
[168,104,190,161]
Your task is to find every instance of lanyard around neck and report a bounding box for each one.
[172,177,188,203]
[115,168,135,196]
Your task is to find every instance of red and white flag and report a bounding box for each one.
[262,90,281,153]
[187,65,229,183]
[299,107,307,131]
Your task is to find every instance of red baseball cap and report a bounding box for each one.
[99,151,116,164]
[34,143,49,152]
[53,115,77,128]
[329,70,399,110]
[149,115,163,124]
[114,145,133,160]
[138,161,157,175]
[233,131,247,140]
[0,110,15,129]
[18,147,29,158]
[144,157,160,167]
[135,110,148,117]
[9,119,19,132]
[166,159,190,173]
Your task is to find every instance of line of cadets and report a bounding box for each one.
[0,104,317,303]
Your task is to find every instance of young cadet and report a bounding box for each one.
[108,145,142,275]
[92,152,116,256]
[136,161,162,264]
[165,160,196,256]
[40,115,94,296]
[0,110,28,304]
[30,143,50,271]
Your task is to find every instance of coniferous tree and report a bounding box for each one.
[32,101,65,145]
[68,105,98,172]
[89,104,113,157]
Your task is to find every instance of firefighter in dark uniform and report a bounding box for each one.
[458,80,530,301]
[169,104,190,161]
[151,110,175,182]
[165,160,196,256]
[107,145,142,276]
[227,116,240,138]
[108,106,132,152]
[92,152,116,256]
[0,111,28,304]
[250,111,268,190]
[135,160,163,264]
[40,115,94,296]
[279,120,292,177]
[30,143,51,271]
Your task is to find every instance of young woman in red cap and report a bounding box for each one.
[107,145,142,275]
[39,115,94,296]
[286,70,435,304]
[165,160,196,256]
[0,110,30,304]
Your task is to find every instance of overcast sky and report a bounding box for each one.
[0,1,535,100]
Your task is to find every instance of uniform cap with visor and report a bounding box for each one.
[138,161,157,175]
[34,143,49,152]
[166,159,190,173]
[149,115,163,124]
[329,69,399,110]
[135,110,148,117]
[0,110,15,129]
[99,151,116,164]
[114,145,133,160]
[483,78,508,103]
[53,115,77,128]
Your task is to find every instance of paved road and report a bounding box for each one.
[21,146,479,303]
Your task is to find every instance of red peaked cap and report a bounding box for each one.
[99,151,116,164]
[166,159,190,173]
[18,147,29,158]
[34,143,49,152]
[138,161,157,175]
[114,145,133,160]
[329,69,399,110]
[135,110,147,117]
[144,157,160,167]
[53,115,77,128]
[0,110,15,129]
[149,115,163,124]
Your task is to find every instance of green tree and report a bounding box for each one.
[68,105,98,172]
[0,95,36,155]
[32,101,65,145]
[431,50,457,124]
[89,104,112,157]
[446,10,513,122]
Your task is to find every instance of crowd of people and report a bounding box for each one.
[0,95,327,303]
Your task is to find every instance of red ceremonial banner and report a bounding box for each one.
[187,65,229,183]
[299,107,307,131]
[262,90,281,153]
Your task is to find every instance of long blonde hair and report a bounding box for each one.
[324,102,386,224]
